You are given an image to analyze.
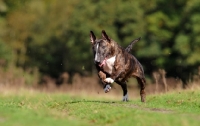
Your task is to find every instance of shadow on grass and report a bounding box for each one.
[65,100,120,104]
[65,100,122,104]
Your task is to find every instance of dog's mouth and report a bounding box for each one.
[99,58,107,67]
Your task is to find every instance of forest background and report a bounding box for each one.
[0,0,200,90]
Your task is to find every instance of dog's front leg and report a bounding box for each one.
[104,84,111,93]
[103,72,121,93]
[104,68,123,84]
[98,71,106,84]
[98,71,112,93]
[115,81,128,101]
[104,78,115,83]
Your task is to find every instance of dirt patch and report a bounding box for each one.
[148,108,174,113]
[0,117,6,123]
[112,104,174,113]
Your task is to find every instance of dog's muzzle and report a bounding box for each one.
[99,58,107,67]
[94,50,101,62]
[94,52,106,67]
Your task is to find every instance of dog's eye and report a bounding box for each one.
[102,46,106,49]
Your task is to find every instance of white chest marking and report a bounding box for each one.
[103,55,116,74]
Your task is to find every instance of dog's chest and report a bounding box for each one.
[103,56,116,74]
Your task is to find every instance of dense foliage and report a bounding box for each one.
[0,0,200,83]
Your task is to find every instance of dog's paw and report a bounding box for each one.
[104,78,114,83]
[104,85,111,93]
[122,94,129,102]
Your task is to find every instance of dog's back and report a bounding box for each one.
[110,42,145,81]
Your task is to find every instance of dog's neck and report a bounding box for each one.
[108,40,122,57]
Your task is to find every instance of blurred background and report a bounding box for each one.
[0,0,200,94]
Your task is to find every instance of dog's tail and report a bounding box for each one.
[125,37,141,52]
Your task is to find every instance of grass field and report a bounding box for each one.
[0,88,200,126]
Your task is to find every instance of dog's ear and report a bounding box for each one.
[90,31,96,44]
[102,30,111,42]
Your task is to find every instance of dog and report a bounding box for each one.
[90,30,146,102]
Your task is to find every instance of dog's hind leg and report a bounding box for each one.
[136,77,146,102]
[116,81,128,101]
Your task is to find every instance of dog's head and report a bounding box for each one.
[90,30,115,67]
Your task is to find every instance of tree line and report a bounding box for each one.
[0,0,200,84]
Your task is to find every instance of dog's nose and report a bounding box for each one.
[94,60,100,64]
[94,61,100,65]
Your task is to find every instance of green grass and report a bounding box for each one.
[0,89,200,126]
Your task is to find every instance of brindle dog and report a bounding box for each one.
[90,30,146,102]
